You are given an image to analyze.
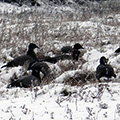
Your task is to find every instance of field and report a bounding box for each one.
[0,1,120,119]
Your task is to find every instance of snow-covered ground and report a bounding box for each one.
[0,82,120,120]
[0,1,120,120]
[1,40,120,120]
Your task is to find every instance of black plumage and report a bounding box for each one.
[61,43,84,54]
[39,54,72,64]
[72,49,80,61]
[73,43,84,49]
[96,56,116,81]
[61,43,84,61]
[28,61,50,78]
[1,43,39,68]
[61,46,73,53]
[115,47,120,53]
[61,43,84,53]
[7,68,41,88]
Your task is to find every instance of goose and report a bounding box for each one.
[39,54,72,64]
[7,68,41,88]
[28,61,50,78]
[61,43,84,54]
[1,43,39,68]
[96,56,116,81]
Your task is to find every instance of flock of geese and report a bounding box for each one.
[1,43,120,88]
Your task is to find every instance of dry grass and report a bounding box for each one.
[0,2,120,87]
[0,3,119,50]
[63,71,96,86]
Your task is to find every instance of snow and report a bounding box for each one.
[1,46,120,120]
[0,1,120,120]
[0,83,120,120]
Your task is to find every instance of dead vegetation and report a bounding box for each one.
[63,71,96,86]
[0,1,120,52]
[0,1,120,88]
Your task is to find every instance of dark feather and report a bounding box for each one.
[96,56,116,80]
[7,69,41,88]
[1,43,39,68]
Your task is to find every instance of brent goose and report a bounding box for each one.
[39,54,72,64]
[73,43,84,49]
[61,43,84,54]
[72,49,80,61]
[61,46,73,53]
[1,43,39,68]
[7,68,41,88]
[96,56,116,81]
[28,61,50,78]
